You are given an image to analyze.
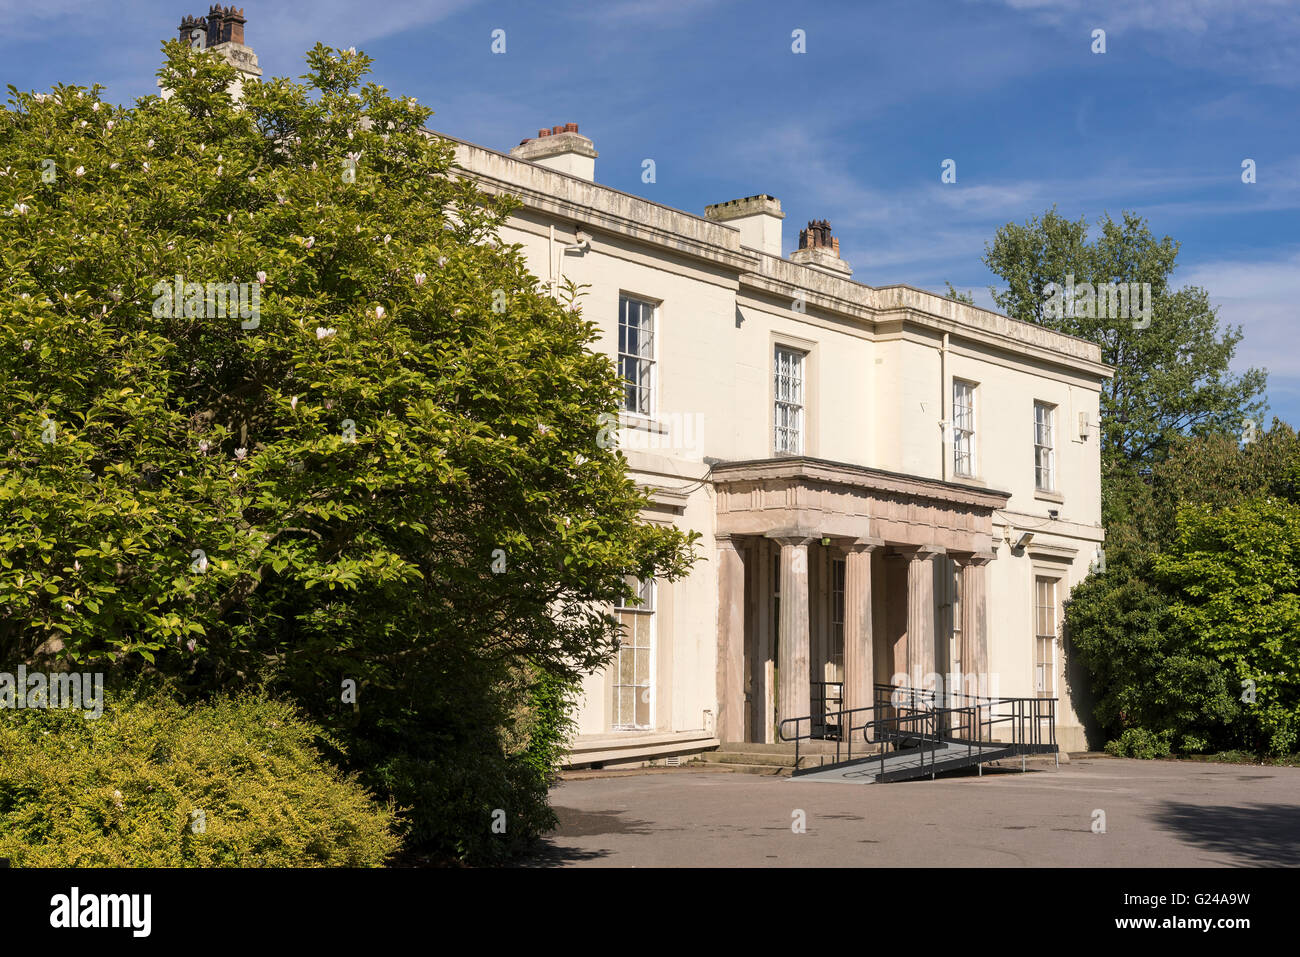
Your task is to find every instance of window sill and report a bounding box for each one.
[620,413,667,434]
[1034,488,1065,504]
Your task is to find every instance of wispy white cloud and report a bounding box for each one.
[1177,250,1300,381]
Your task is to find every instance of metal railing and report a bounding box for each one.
[777,683,1057,781]
[810,681,843,740]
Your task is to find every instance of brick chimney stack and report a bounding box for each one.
[166,6,261,101]
[791,219,851,276]
[510,123,598,182]
[206,5,247,45]
[178,14,206,44]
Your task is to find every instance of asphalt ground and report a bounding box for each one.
[525,757,1300,867]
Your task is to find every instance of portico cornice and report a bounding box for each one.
[711,456,1011,512]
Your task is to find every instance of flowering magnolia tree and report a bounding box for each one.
[0,42,696,860]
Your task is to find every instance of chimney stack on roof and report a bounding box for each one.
[166,6,261,101]
[790,219,851,276]
[704,194,784,256]
[510,123,598,182]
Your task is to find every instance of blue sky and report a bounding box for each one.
[4,0,1297,425]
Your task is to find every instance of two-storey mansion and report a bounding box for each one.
[442,124,1110,763]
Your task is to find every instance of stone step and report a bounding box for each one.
[718,740,851,756]
[698,750,826,768]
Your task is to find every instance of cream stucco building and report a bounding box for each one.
[442,125,1110,764]
[170,10,1107,773]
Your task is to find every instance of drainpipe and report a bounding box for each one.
[940,332,949,482]
[549,224,557,297]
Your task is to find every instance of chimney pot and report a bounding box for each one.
[564,122,578,133]
[538,128,550,137]
[552,125,565,135]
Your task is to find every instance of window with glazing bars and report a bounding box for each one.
[1034,401,1055,491]
[613,577,654,729]
[774,346,804,454]
[619,295,655,416]
[953,379,975,477]
[1035,576,1056,697]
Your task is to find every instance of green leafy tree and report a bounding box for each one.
[1066,423,1300,754]
[1155,497,1300,755]
[982,207,1267,475]
[0,42,696,860]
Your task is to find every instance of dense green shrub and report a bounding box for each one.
[1104,727,1173,760]
[0,688,399,866]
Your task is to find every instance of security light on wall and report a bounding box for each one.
[1014,531,1034,549]
[564,229,591,253]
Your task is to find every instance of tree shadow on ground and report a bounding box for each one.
[1153,802,1300,866]
[514,806,656,867]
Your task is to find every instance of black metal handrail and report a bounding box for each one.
[777,683,1058,781]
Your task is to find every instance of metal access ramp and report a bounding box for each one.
[779,684,1059,784]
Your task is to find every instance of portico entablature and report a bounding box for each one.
[712,456,1009,553]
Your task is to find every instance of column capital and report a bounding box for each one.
[765,527,818,547]
[842,536,884,555]
[714,533,742,550]
[951,550,995,567]
[888,543,946,560]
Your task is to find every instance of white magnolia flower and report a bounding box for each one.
[414,273,426,286]
[324,399,335,410]
[92,101,100,111]
[437,256,447,267]
[290,395,298,410]
[147,139,154,148]
[538,424,550,434]
[198,440,210,454]
[383,233,391,244]
[22,340,33,350]
[186,639,197,652]
[256,270,267,284]
[234,447,247,461]
[74,166,84,177]
[276,194,287,205]
[305,236,315,248]
[105,120,114,130]
[73,560,82,572]
[374,305,385,319]
[142,161,149,171]
[216,165,222,176]
[316,327,336,339]
[11,203,30,216]
[79,120,87,127]
[226,213,233,223]
[109,162,119,169]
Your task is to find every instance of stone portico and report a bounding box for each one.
[713,457,1007,744]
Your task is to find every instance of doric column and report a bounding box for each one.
[715,535,746,743]
[902,545,945,693]
[842,537,883,718]
[957,552,994,698]
[770,533,814,731]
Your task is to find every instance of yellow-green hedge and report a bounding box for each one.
[0,688,400,866]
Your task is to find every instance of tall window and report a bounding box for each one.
[613,578,654,729]
[830,557,846,681]
[1034,576,1057,698]
[619,295,655,416]
[953,380,975,477]
[950,562,962,681]
[774,346,805,455]
[1034,401,1055,491]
